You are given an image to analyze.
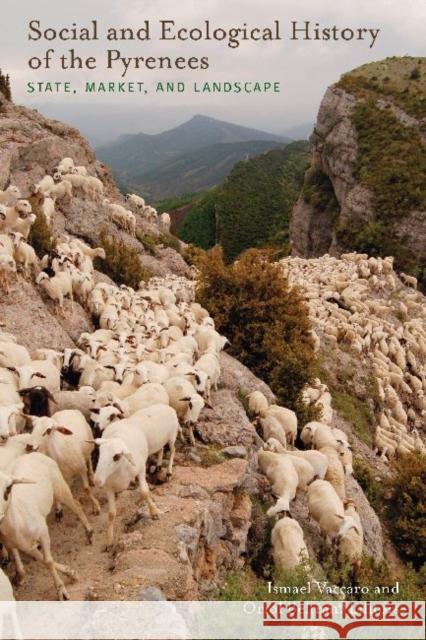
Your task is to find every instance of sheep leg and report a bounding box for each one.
[155,448,164,471]
[80,468,101,515]
[187,422,196,446]
[166,439,176,479]
[29,546,78,581]
[87,456,95,487]
[105,488,117,550]
[38,531,70,601]
[54,480,93,544]
[55,501,63,521]
[137,472,161,519]
[11,548,26,585]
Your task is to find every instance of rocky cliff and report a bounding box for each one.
[290,56,426,289]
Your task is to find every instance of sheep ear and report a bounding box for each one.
[55,426,73,435]
[124,452,135,466]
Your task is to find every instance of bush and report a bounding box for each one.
[331,390,374,446]
[96,229,151,288]
[0,69,12,101]
[158,233,181,253]
[28,197,55,258]
[353,459,384,511]
[196,247,317,414]
[302,166,339,215]
[136,232,158,256]
[385,452,426,569]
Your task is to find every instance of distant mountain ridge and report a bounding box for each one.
[128,139,287,200]
[97,114,290,198]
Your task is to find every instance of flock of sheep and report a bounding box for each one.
[281,254,426,462]
[248,382,362,580]
[0,155,424,603]
[0,156,171,295]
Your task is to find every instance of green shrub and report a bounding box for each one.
[136,232,159,256]
[385,452,426,569]
[196,247,317,415]
[28,196,55,257]
[158,233,181,253]
[302,167,339,215]
[353,459,384,511]
[331,389,374,446]
[96,229,151,288]
[337,56,426,118]
[181,243,205,269]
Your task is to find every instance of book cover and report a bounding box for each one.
[0,0,424,638]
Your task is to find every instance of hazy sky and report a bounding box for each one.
[2,0,425,141]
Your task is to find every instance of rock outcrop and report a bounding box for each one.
[290,56,426,288]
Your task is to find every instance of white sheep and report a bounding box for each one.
[163,376,206,445]
[257,450,299,517]
[12,360,61,393]
[265,441,328,481]
[47,180,72,202]
[307,479,345,542]
[247,390,269,417]
[12,235,39,277]
[0,342,31,368]
[271,516,309,572]
[125,193,145,209]
[337,500,363,575]
[159,212,171,234]
[31,175,54,195]
[36,271,74,315]
[0,452,93,599]
[319,446,346,500]
[28,410,100,514]
[266,405,297,447]
[93,420,161,547]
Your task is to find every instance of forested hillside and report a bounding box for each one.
[175,141,309,260]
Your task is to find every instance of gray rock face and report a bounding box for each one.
[222,446,248,459]
[290,83,426,274]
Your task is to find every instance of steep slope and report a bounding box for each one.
[290,56,426,289]
[0,95,268,601]
[173,142,309,257]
